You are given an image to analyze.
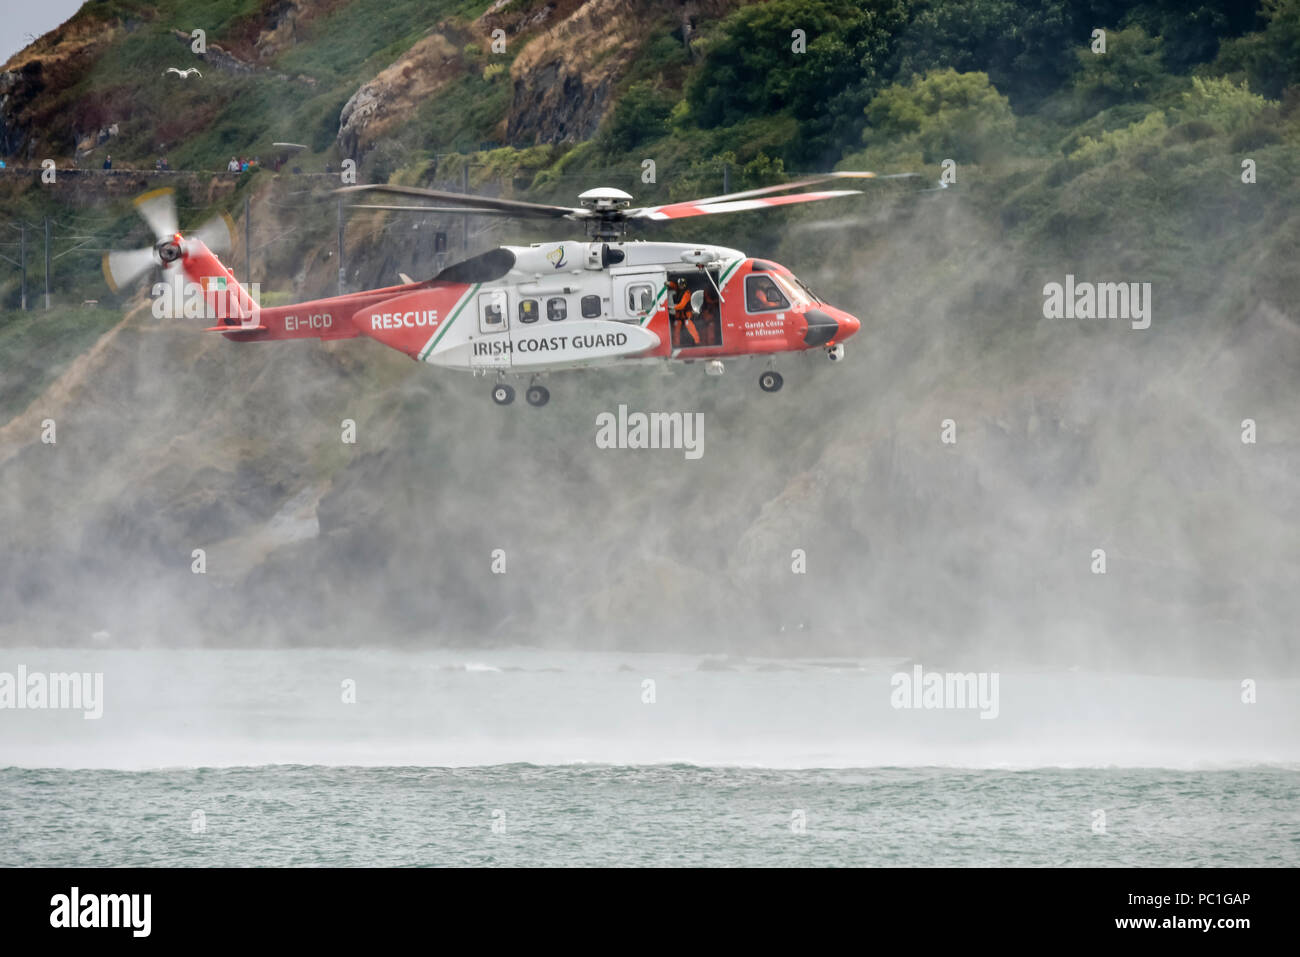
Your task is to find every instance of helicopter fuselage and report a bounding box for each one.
[211,240,862,376]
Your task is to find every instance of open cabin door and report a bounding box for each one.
[664,266,724,348]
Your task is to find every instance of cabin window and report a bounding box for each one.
[745,274,789,313]
[546,296,568,321]
[581,294,602,319]
[627,283,654,315]
[478,291,507,332]
[519,298,539,323]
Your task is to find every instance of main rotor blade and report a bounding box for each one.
[631,171,918,219]
[347,204,520,217]
[102,246,157,293]
[335,184,582,219]
[189,211,237,255]
[133,187,179,243]
[632,189,865,222]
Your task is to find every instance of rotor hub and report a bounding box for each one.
[578,187,633,241]
[577,187,633,212]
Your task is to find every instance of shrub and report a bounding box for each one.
[861,69,1016,164]
[1069,110,1168,165]
[1177,76,1269,133]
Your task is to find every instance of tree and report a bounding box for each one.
[861,68,1017,164]
[1071,25,1178,109]
[600,81,675,153]
[684,0,907,163]
[1214,0,1300,98]
[889,0,1077,107]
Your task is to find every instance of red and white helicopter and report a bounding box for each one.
[104,173,907,406]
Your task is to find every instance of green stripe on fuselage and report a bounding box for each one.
[641,282,669,326]
[419,282,480,361]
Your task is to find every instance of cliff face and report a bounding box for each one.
[0,0,713,166]
[0,63,45,157]
[502,0,667,145]
[0,2,313,163]
[252,0,312,60]
[1,14,119,160]
[336,0,715,160]
[338,32,465,159]
[498,0,730,145]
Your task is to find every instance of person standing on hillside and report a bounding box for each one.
[102,155,112,170]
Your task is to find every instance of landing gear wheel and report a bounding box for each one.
[526,385,550,407]
[759,370,784,393]
[492,383,516,405]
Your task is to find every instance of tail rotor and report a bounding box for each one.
[102,188,237,294]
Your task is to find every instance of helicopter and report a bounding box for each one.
[104,173,908,406]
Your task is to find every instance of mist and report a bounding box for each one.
[1,168,1295,682]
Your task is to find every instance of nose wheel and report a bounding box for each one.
[759,370,783,393]
[491,383,515,405]
[526,384,550,407]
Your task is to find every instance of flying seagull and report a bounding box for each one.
[163,67,202,78]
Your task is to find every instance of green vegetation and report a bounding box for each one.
[1213,0,1300,97]
[852,68,1017,165]
[3,0,1299,316]
[19,0,494,175]
[0,306,123,421]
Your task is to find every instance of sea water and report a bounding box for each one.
[1,648,1296,866]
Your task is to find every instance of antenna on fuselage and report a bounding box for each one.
[680,248,726,302]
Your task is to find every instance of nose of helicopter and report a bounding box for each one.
[801,306,861,347]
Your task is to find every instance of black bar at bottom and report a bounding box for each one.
[0,867,1281,944]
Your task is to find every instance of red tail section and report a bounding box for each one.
[179,237,430,344]
[178,238,266,331]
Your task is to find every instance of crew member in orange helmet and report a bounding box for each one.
[669,278,700,347]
